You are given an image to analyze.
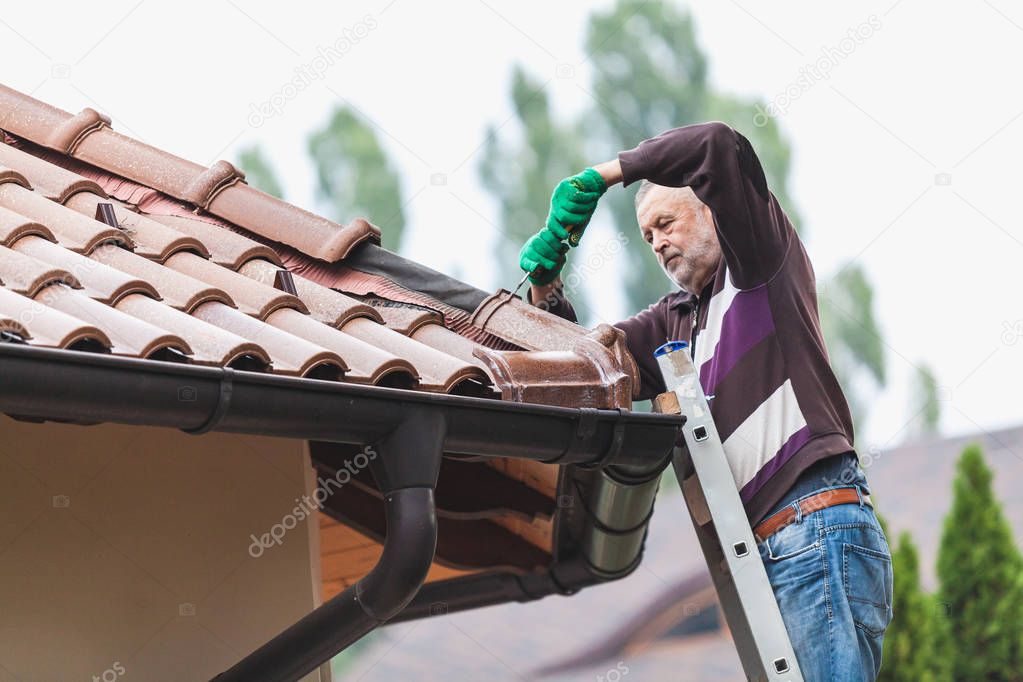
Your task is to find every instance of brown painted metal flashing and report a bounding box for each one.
[470,290,640,406]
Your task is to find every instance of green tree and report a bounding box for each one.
[879,531,952,681]
[583,0,800,312]
[237,145,285,199]
[308,105,407,253]
[937,444,1023,680]
[478,66,587,302]
[818,263,886,441]
[908,363,941,438]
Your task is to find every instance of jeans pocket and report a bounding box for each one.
[763,519,819,561]
[842,542,893,637]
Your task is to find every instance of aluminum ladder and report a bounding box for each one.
[653,341,803,682]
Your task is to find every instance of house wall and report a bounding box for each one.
[0,414,328,682]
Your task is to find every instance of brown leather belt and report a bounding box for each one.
[753,487,871,543]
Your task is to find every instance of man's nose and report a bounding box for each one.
[652,234,669,256]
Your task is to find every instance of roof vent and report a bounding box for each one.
[273,268,297,295]
[94,202,120,229]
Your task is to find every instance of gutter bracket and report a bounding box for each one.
[582,414,627,471]
[182,368,234,435]
[546,407,600,465]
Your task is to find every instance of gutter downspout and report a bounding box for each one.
[214,409,446,682]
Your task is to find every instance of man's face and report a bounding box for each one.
[636,184,721,295]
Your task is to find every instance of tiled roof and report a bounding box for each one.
[0,108,498,392]
[0,82,648,405]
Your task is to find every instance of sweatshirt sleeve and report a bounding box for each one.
[618,121,792,289]
[612,299,673,401]
[526,284,578,323]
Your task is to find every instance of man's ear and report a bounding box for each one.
[700,204,719,239]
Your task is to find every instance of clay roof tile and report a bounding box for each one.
[0,204,55,246]
[238,259,382,327]
[0,183,131,253]
[265,307,418,387]
[0,140,105,202]
[191,301,344,379]
[88,245,233,312]
[11,235,159,304]
[341,316,490,393]
[114,294,272,370]
[145,213,281,269]
[0,243,80,297]
[36,283,190,359]
[371,303,444,335]
[164,251,306,319]
[63,194,208,261]
[0,286,110,351]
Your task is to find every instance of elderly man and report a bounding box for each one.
[519,122,893,681]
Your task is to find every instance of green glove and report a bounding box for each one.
[546,167,607,247]
[519,226,570,285]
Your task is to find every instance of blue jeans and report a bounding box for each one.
[758,455,894,681]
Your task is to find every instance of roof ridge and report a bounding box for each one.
[0,85,379,262]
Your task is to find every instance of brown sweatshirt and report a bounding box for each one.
[536,121,857,525]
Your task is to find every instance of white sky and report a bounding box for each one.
[2,0,1020,448]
